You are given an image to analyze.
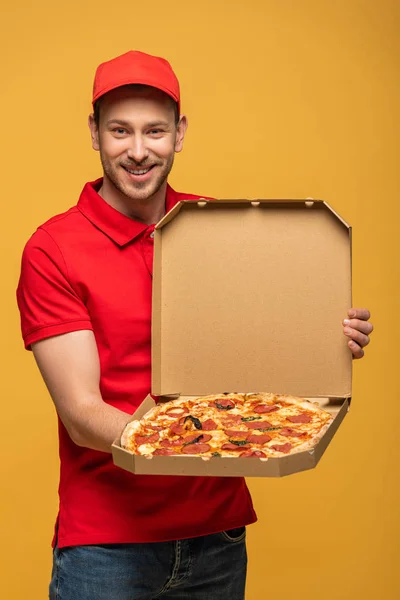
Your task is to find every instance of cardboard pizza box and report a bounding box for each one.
[112,199,352,477]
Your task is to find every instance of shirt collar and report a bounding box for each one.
[77,178,182,246]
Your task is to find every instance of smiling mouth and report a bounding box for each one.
[122,165,155,176]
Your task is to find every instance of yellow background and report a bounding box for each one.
[1,0,398,598]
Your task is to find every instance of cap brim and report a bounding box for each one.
[92,78,180,113]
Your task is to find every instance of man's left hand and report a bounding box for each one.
[343,308,374,359]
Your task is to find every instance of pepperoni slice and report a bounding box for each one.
[160,438,183,447]
[181,443,211,454]
[221,414,243,425]
[153,448,178,456]
[280,428,306,438]
[246,434,272,445]
[222,443,251,451]
[146,424,163,431]
[169,423,186,436]
[270,443,292,454]
[212,398,235,410]
[224,430,248,439]
[254,404,279,414]
[182,433,212,445]
[240,450,267,458]
[202,419,218,431]
[136,433,159,445]
[165,407,189,417]
[244,421,273,430]
[287,414,312,424]
[182,432,201,444]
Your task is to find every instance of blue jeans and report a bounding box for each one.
[49,528,247,600]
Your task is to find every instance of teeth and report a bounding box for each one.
[126,167,151,175]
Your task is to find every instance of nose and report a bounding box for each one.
[127,135,149,163]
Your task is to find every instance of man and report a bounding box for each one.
[17,51,373,600]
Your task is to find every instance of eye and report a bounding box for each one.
[148,129,165,136]
[113,128,128,136]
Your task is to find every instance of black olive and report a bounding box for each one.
[184,415,202,430]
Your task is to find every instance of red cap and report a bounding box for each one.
[92,50,180,112]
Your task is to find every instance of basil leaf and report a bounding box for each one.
[211,452,221,458]
[215,402,234,410]
[228,439,249,446]
[241,416,262,422]
[182,434,204,447]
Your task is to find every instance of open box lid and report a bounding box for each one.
[152,199,352,398]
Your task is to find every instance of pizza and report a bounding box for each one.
[120,392,334,459]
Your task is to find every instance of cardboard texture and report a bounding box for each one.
[112,199,352,477]
[153,199,352,397]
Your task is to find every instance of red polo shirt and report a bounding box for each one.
[17,179,257,548]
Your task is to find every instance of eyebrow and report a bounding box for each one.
[105,119,170,128]
[146,121,170,128]
[105,119,131,128]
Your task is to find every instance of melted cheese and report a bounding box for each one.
[137,443,156,455]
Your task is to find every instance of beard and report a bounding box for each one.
[99,147,175,203]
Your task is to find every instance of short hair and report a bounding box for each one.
[93,84,179,127]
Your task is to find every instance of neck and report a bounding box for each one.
[99,175,167,225]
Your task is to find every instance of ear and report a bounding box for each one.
[175,115,188,153]
[88,113,100,151]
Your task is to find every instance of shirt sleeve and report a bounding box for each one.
[17,227,93,350]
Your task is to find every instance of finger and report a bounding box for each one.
[348,308,371,321]
[343,318,374,335]
[348,340,364,359]
[343,326,370,348]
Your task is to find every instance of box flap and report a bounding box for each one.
[152,199,352,398]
